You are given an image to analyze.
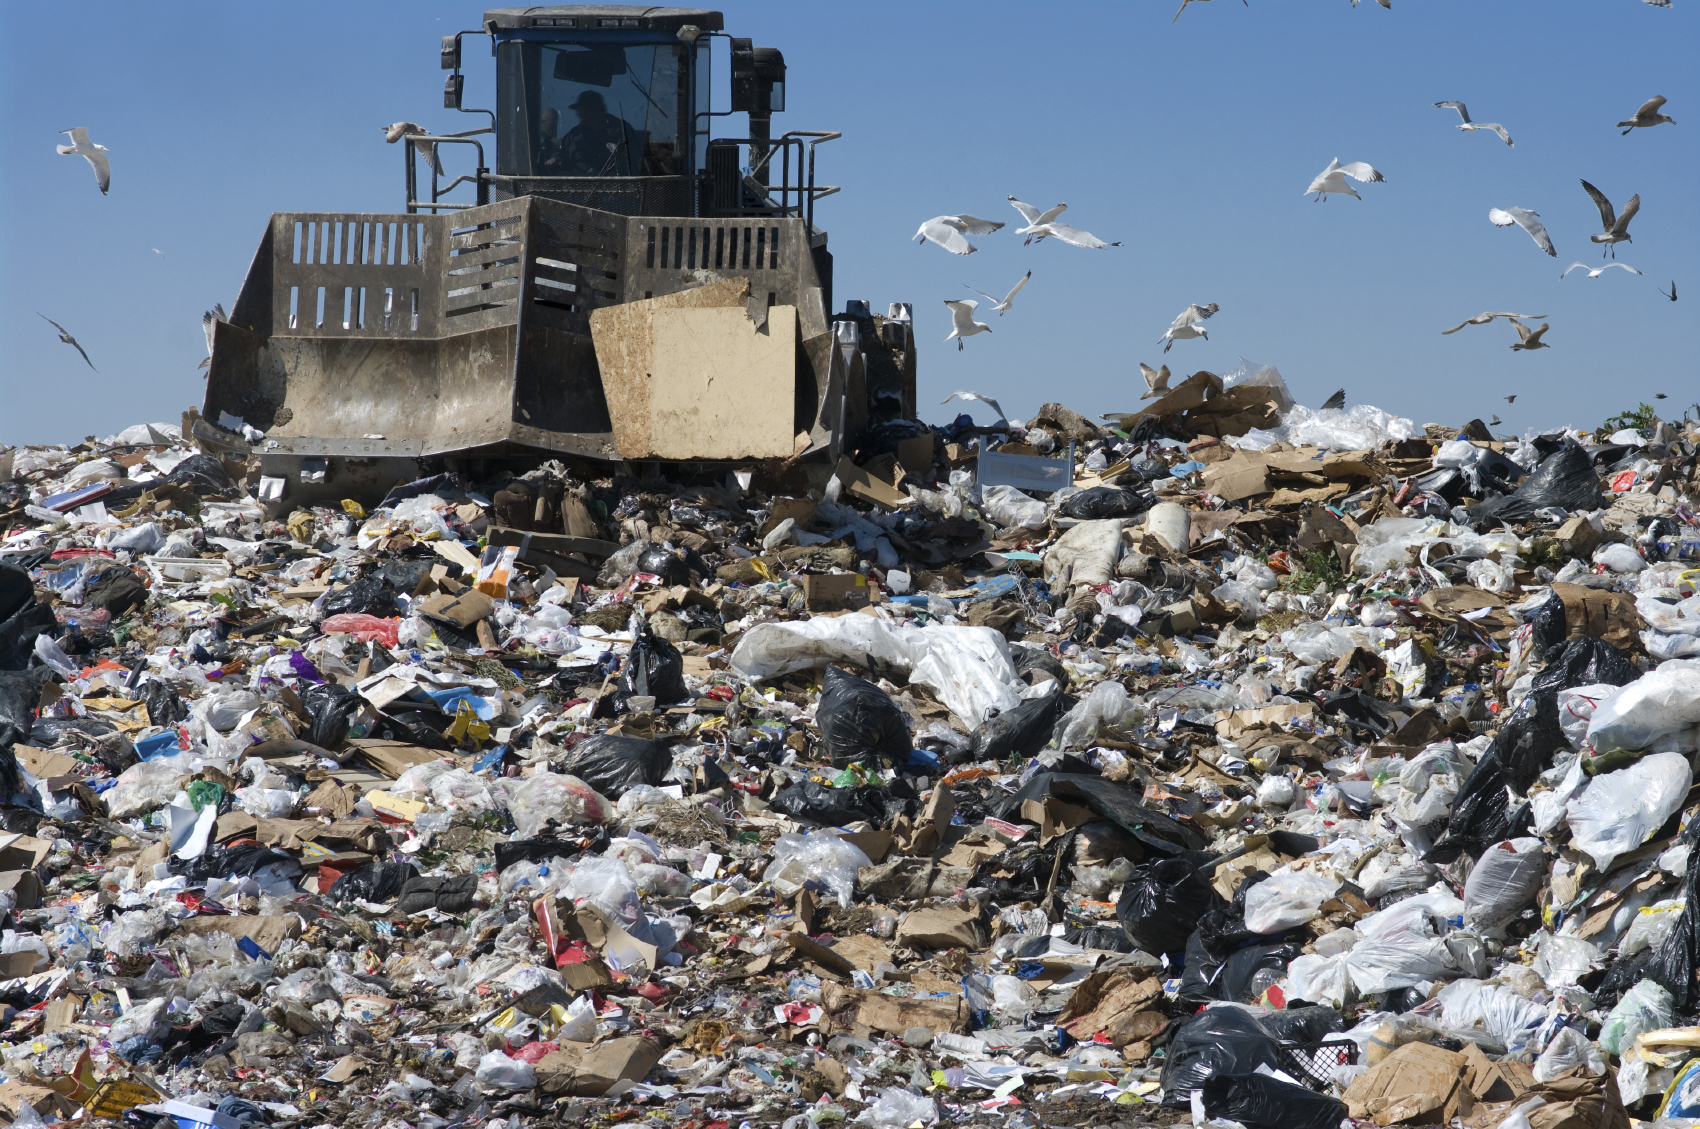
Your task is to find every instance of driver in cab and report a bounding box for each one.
[540,90,632,176]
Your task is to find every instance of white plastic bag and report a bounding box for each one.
[1532,1025,1606,1082]
[475,1049,536,1091]
[1565,752,1692,870]
[1557,684,1623,749]
[1284,953,1351,1007]
[1587,670,1700,756]
[1058,680,1131,749]
[1593,543,1647,573]
[1532,933,1600,988]
[1243,869,1340,934]
[855,1089,938,1129]
[980,485,1047,531]
[763,832,872,908]
[1620,900,1685,957]
[509,772,611,834]
[1462,838,1545,931]
[1600,979,1675,1055]
[1434,979,1546,1054]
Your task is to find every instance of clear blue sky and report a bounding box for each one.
[2,1,1694,448]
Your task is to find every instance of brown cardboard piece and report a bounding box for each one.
[574,902,659,972]
[820,982,969,1038]
[833,457,911,510]
[0,951,43,978]
[14,747,84,784]
[828,934,894,971]
[1343,1042,1474,1125]
[895,904,986,951]
[760,497,817,538]
[783,931,856,979]
[1215,701,1318,740]
[415,588,495,630]
[1460,1068,1627,1129]
[800,573,871,612]
[44,995,82,1032]
[1459,1042,1533,1103]
[1020,797,1093,845]
[348,741,453,779]
[897,435,935,478]
[0,834,53,872]
[175,914,303,954]
[534,1037,663,1096]
[0,871,43,910]
[1550,583,1646,651]
[1057,969,1166,1047]
[901,784,953,858]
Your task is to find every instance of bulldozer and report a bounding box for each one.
[198,5,915,510]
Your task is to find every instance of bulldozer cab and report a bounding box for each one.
[198,5,915,512]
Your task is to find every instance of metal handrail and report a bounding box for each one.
[404,133,492,214]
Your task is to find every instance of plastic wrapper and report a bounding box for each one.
[1600,978,1675,1054]
[764,832,872,907]
[1242,868,1340,934]
[561,855,642,925]
[1462,837,1546,931]
[817,666,912,768]
[1566,752,1692,871]
[510,772,612,834]
[1200,1071,1347,1129]
[1059,680,1131,749]
[560,734,671,795]
[320,613,401,646]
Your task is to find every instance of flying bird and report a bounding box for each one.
[383,122,444,176]
[38,314,96,371]
[944,300,991,351]
[941,390,1007,424]
[1442,310,1547,334]
[1580,180,1639,257]
[1173,0,1247,23]
[1158,303,1219,353]
[1618,96,1675,135]
[914,214,1003,256]
[1660,281,1677,301]
[152,249,165,257]
[1351,0,1392,7]
[198,304,229,370]
[1509,321,1551,351]
[966,271,1031,316]
[1320,389,1346,411]
[1488,207,1556,257]
[1139,363,1173,400]
[1505,395,1517,404]
[1561,261,1643,279]
[1005,197,1121,248]
[1656,393,1668,399]
[1305,158,1384,201]
[56,127,110,195]
[1434,102,1513,146]
[1490,415,1502,426]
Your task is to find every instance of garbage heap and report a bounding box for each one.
[0,367,1698,1129]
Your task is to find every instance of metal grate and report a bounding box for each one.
[1276,1040,1360,1091]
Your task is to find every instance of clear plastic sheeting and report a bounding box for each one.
[1565,752,1693,871]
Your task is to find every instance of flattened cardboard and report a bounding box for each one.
[535,1036,663,1096]
[415,588,495,630]
[176,914,302,955]
[833,457,911,510]
[1057,969,1165,1047]
[1551,582,1646,651]
[800,573,871,612]
[0,871,43,909]
[1344,1042,1473,1125]
[820,982,969,1038]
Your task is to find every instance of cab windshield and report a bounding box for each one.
[496,40,689,178]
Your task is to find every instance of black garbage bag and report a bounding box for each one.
[1010,645,1068,687]
[373,709,451,749]
[1063,923,1135,952]
[1493,695,1570,795]
[1596,947,1659,1011]
[1426,751,1517,863]
[1160,1006,1283,1106]
[165,454,239,497]
[0,667,54,754]
[973,837,1069,903]
[1183,940,1302,1005]
[1258,1003,1347,1043]
[769,780,892,827]
[328,861,417,903]
[1201,1072,1347,1129]
[1117,853,1226,961]
[0,579,57,674]
[84,566,148,616]
[636,544,691,585]
[171,844,300,883]
[969,687,1061,760]
[301,682,364,750]
[380,558,435,597]
[817,667,912,768]
[1534,635,1639,692]
[25,715,119,746]
[1529,593,1569,659]
[1649,858,1700,1019]
[380,473,458,509]
[395,874,479,914]
[143,680,189,727]
[1058,487,1153,520]
[321,573,396,618]
[1465,440,1601,528]
[495,837,580,873]
[616,629,687,708]
[560,734,671,795]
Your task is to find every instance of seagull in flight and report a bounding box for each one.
[1618,96,1675,135]
[38,314,96,370]
[1005,197,1120,248]
[1305,158,1384,201]
[1580,180,1638,257]
[383,122,444,176]
[1660,281,1678,302]
[1490,414,1501,426]
[1561,261,1643,279]
[1434,102,1513,146]
[941,390,1007,424]
[1489,207,1556,257]
[914,214,1004,256]
[1442,310,1547,334]
[1173,0,1247,23]
[1159,303,1218,353]
[198,304,229,370]
[1505,395,1517,404]
[967,271,1031,316]
[1139,363,1172,400]
[56,127,110,195]
[943,300,991,351]
[1320,389,1346,411]
[1509,320,1551,351]
[1351,0,1393,7]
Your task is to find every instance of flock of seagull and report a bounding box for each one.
[917,81,1679,406]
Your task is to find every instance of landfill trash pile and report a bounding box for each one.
[0,370,1697,1129]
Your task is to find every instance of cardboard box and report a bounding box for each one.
[0,870,44,910]
[801,572,871,612]
[1344,1042,1474,1125]
[416,587,495,630]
